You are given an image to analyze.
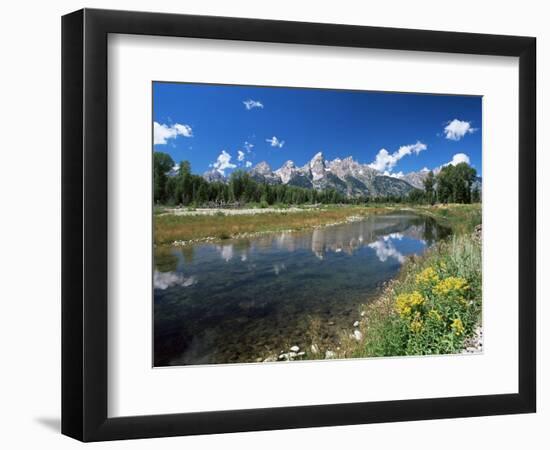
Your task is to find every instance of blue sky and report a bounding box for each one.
[153,82,482,177]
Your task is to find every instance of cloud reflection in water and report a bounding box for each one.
[368,233,405,263]
[154,270,197,290]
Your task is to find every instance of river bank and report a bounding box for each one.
[155,204,389,246]
[154,203,481,246]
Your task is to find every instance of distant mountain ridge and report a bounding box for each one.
[203,152,434,198]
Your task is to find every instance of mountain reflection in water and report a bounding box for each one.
[154,213,450,366]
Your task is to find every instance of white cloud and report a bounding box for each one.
[237,150,245,162]
[443,119,476,141]
[245,161,252,168]
[446,153,471,166]
[434,153,471,174]
[173,123,193,137]
[266,136,285,148]
[154,121,193,145]
[244,141,254,153]
[211,150,237,175]
[243,99,264,110]
[369,141,426,173]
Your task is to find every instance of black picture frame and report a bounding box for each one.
[62,8,536,442]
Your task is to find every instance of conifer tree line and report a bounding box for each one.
[154,152,480,207]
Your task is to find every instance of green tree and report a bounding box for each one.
[436,166,453,203]
[407,189,425,204]
[472,185,481,203]
[173,160,192,205]
[423,170,435,204]
[196,182,208,205]
[165,176,177,205]
[153,152,174,203]
[453,162,476,203]
[436,163,477,204]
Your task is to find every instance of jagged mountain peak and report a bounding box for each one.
[281,160,295,168]
[274,160,299,184]
[310,151,325,163]
[309,152,327,181]
[251,161,272,175]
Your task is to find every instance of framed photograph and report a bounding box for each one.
[62,8,536,441]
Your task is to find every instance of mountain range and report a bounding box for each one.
[204,152,432,197]
[204,152,480,198]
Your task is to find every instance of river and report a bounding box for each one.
[154,212,450,366]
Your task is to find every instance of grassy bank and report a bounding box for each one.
[154,203,481,246]
[410,203,481,234]
[154,205,388,245]
[325,230,482,359]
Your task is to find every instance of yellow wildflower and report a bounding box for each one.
[409,291,425,307]
[428,309,442,321]
[415,267,439,287]
[395,293,412,317]
[451,318,465,336]
[395,291,425,318]
[410,313,423,333]
[433,276,469,296]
